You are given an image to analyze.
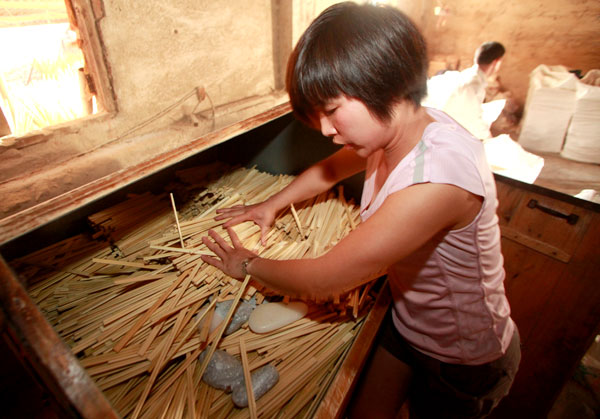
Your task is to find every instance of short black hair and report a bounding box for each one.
[285,2,428,127]
[475,42,506,66]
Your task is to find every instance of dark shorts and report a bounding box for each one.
[379,310,521,419]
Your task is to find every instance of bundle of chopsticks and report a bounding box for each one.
[11,163,379,418]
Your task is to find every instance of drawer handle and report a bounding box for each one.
[527,199,579,225]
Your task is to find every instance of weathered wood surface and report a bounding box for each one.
[0,103,291,246]
[490,176,600,418]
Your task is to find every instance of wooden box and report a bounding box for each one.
[0,114,388,418]
[489,175,600,418]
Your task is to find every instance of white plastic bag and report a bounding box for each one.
[518,65,578,152]
[561,74,600,163]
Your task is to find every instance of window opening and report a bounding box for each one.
[0,0,97,139]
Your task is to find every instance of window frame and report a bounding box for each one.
[64,0,116,115]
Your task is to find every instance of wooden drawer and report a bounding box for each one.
[497,182,591,262]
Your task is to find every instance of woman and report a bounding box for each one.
[201,3,520,417]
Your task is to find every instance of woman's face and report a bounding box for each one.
[316,96,394,158]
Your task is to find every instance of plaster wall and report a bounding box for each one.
[101,0,275,119]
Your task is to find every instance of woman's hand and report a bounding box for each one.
[215,202,278,245]
[201,227,258,280]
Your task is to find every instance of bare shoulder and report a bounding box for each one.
[328,182,482,270]
[381,182,483,231]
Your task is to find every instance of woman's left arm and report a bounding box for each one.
[202,182,482,299]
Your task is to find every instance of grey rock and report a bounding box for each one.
[231,364,280,407]
[199,349,244,392]
[216,299,255,335]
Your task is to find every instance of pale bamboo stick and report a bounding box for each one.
[92,258,163,270]
[131,307,188,419]
[114,272,188,353]
[170,193,185,248]
[151,275,251,405]
[290,203,304,239]
[239,336,258,419]
[185,355,197,419]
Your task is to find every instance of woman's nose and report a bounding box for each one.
[319,115,337,138]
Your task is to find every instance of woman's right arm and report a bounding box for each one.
[265,147,365,210]
[216,147,366,241]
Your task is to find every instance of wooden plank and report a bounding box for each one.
[497,184,590,257]
[66,0,115,113]
[0,255,119,418]
[500,226,571,262]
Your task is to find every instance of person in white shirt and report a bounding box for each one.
[425,42,506,140]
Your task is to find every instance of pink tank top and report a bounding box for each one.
[360,108,514,365]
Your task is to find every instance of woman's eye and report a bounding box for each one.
[324,108,336,116]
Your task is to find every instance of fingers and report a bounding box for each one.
[208,229,230,247]
[202,229,230,260]
[201,228,252,280]
[222,214,249,228]
[216,205,246,213]
[260,225,269,246]
[215,212,241,222]
[227,227,243,249]
[201,237,225,260]
[200,254,224,271]
[214,205,247,221]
